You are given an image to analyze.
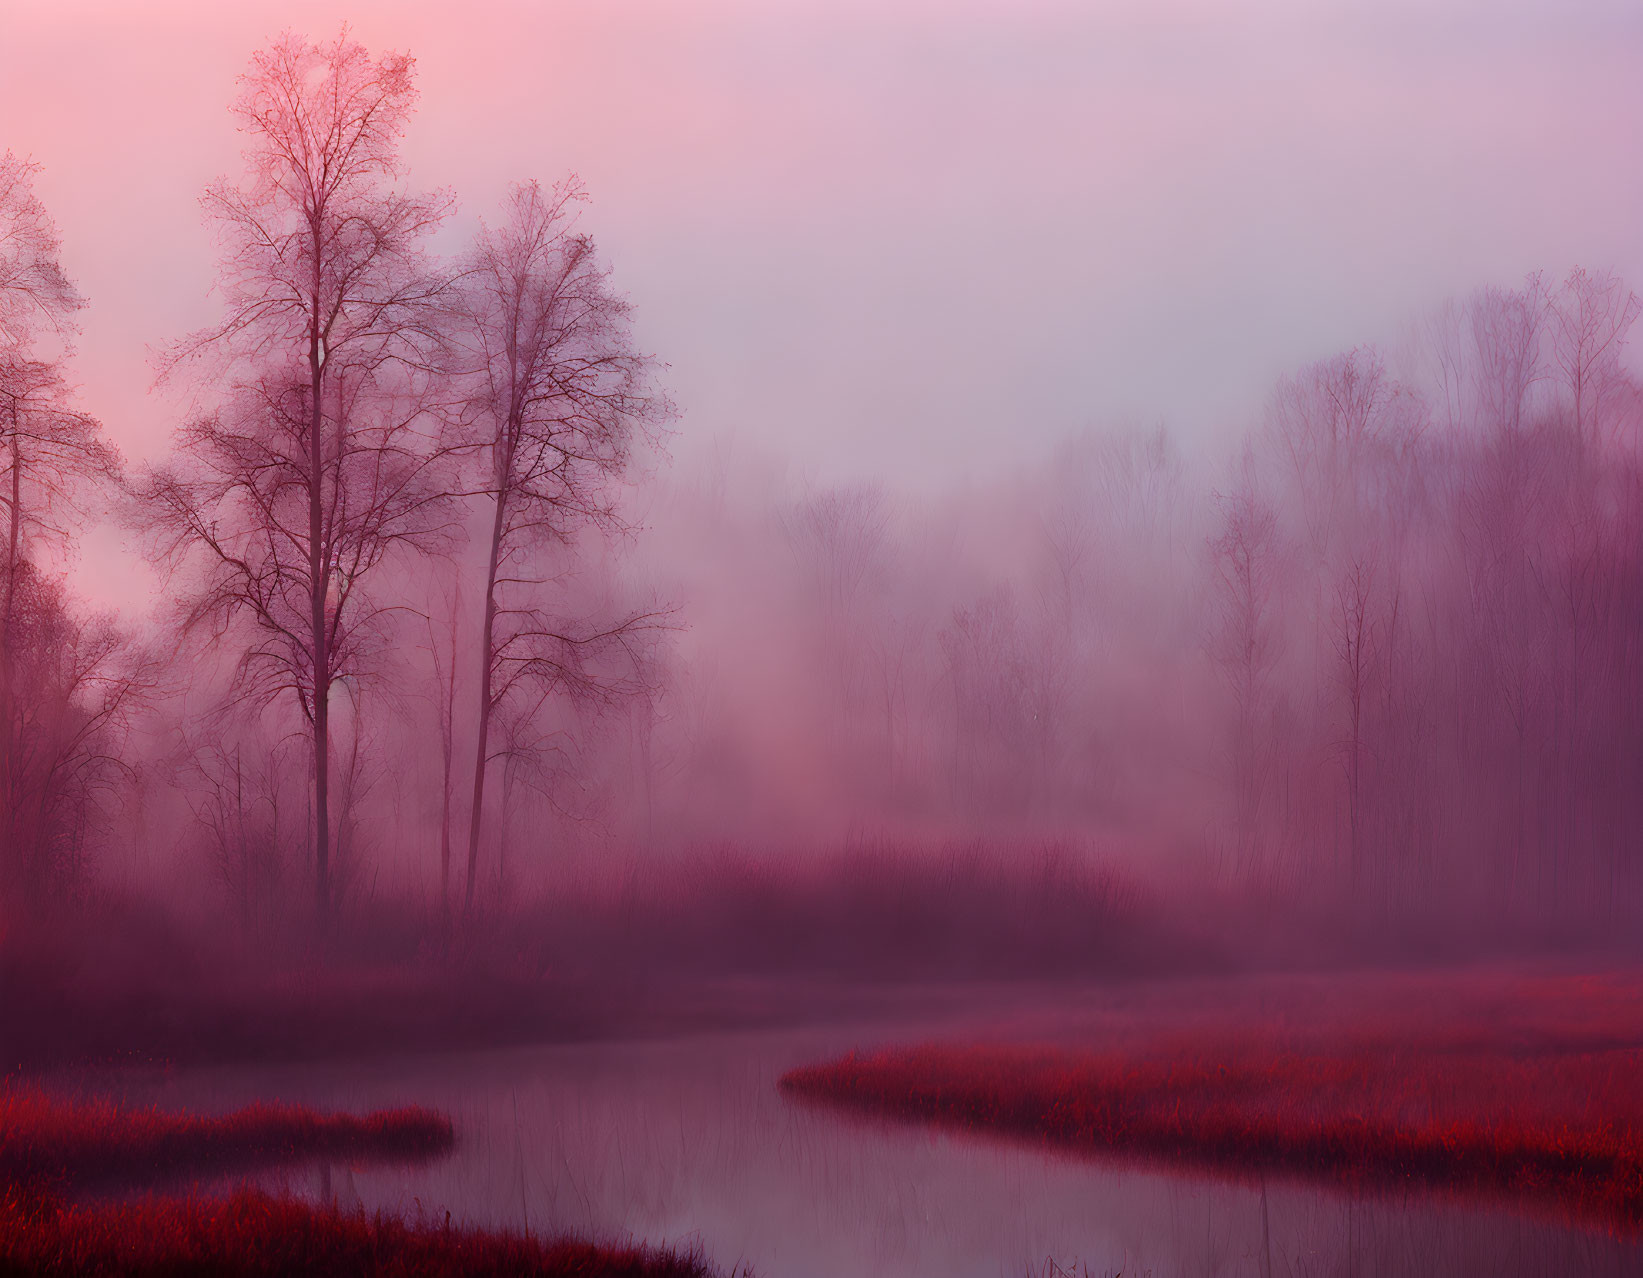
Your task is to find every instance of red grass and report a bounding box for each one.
[0,1087,454,1190]
[0,1091,729,1274]
[781,1039,1643,1228]
[0,1186,717,1276]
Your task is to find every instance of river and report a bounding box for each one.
[79,1003,1643,1278]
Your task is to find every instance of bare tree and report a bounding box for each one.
[0,153,134,900]
[1471,272,1549,436]
[780,484,891,618]
[1426,297,1473,435]
[0,160,105,639]
[1270,347,1400,565]
[144,30,455,928]
[177,728,301,928]
[0,152,82,352]
[0,363,121,890]
[1549,267,1640,444]
[0,564,140,897]
[1331,556,1383,883]
[1208,474,1285,872]
[0,359,119,574]
[451,178,670,911]
[329,677,382,910]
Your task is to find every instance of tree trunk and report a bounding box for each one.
[439,605,456,923]
[308,294,331,931]
[5,419,18,621]
[234,745,251,927]
[0,418,17,887]
[464,471,508,913]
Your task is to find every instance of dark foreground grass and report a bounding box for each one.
[0,1088,454,1190]
[780,1039,1643,1229]
[0,1186,718,1277]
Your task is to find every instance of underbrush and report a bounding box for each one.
[14,838,1636,1074]
[296,839,1166,984]
[0,901,621,1069]
[781,1027,1643,1229]
[0,1186,718,1277]
[515,840,1162,982]
[2,841,1177,1070]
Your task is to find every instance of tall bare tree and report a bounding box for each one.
[0,154,135,901]
[451,179,669,911]
[0,152,82,354]
[0,359,119,576]
[145,30,454,927]
[0,158,112,634]
[1549,267,1640,444]
[1471,272,1549,437]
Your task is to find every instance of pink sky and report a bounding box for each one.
[3,0,1641,612]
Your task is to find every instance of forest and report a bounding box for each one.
[2,33,1640,973]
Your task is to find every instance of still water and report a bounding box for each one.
[92,1016,1643,1278]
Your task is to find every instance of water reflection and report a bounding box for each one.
[96,1025,1643,1278]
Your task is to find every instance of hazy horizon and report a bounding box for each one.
[5,0,1642,616]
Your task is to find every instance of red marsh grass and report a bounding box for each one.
[0,1091,730,1275]
[0,1087,454,1190]
[780,1038,1643,1229]
[0,1186,719,1277]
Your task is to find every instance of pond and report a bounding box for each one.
[77,1006,1643,1278]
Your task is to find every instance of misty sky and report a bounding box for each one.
[3,0,1642,612]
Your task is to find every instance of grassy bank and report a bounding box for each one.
[781,1002,1643,1229]
[0,1187,720,1277]
[0,1090,730,1277]
[0,1088,453,1190]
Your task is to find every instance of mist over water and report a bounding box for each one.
[86,1001,1643,1278]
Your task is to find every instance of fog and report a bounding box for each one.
[0,0,1638,937]
[6,0,1643,616]
[4,11,1643,1274]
